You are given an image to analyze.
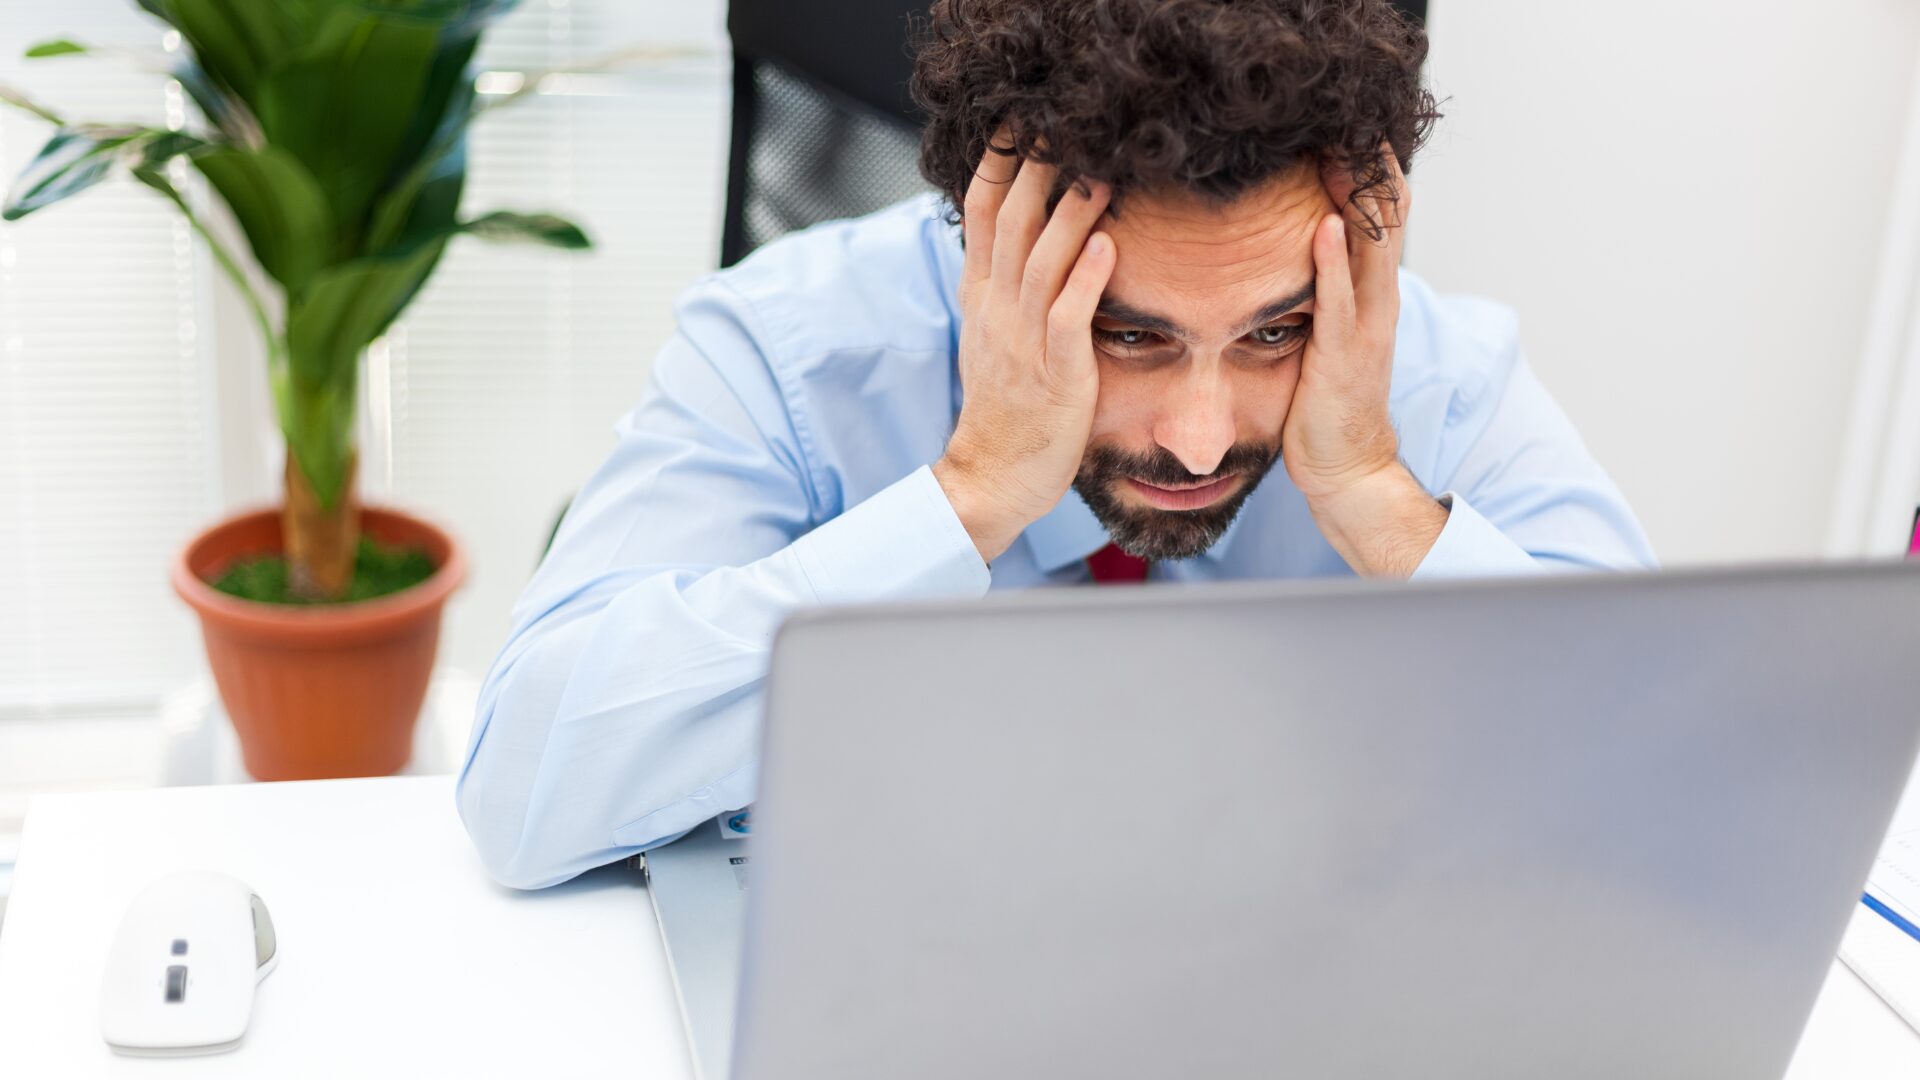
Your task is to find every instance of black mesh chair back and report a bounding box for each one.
[721,1,932,267]
[719,0,1431,262]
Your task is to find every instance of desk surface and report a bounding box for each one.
[0,776,1916,1078]
[0,777,691,1078]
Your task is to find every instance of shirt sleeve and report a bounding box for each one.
[456,280,987,889]
[1412,353,1657,580]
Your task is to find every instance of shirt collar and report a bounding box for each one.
[1020,489,1111,573]
[930,196,966,332]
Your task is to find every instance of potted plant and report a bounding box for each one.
[0,0,588,779]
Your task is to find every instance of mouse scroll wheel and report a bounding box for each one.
[249,894,276,969]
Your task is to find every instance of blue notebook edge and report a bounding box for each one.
[1865,891,1920,945]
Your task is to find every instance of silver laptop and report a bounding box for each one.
[697,560,1920,1080]
[642,809,754,1079]
[643,561,1920,1078]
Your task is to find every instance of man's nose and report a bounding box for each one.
[1152,365,1236,476]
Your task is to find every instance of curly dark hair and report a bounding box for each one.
[911,0,1439,237]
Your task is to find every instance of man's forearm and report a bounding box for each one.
[460,466,988,889]
[1305,461,1449,578]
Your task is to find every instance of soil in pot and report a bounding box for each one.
[212,536,437,605]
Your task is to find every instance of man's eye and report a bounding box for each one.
[1098,328,1154,348]
[1250,324,1306,346]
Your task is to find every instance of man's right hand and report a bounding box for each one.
[933,130,1116,564]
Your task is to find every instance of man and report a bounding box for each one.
[458,0,1654,888]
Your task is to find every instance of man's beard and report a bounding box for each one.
[1072,441,1281,561]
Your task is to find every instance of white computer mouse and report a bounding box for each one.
[99,870,278,1056]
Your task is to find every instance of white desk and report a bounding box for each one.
[0,777,1916,1077]
[0,778,691,1078]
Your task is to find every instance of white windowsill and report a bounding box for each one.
[0,672,478,929]
[158,672,477,788]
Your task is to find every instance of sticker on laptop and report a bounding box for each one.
[719,809,752,839]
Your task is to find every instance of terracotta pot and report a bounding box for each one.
[172,506,467,781]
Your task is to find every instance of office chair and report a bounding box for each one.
[720,0,933,267]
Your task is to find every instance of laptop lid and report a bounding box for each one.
[735,561,1920,1080]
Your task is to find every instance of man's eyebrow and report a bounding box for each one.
[1094,280,1319,342]
[1229,280,1317,337]
[1093,299,1191,340]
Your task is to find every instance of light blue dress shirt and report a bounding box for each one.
[456,193,1656,889]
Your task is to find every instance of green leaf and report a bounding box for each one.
[254,11,440,243]
[282,242,443,505]
[365,129,466,254]
[133,130,206,170]
[2,126,202,222]
[383,33,477,214]
[130,161,278,364]
[25,40,87,58]
[23,39,177,78]
[0,82,66,125]
[276,363,359,512]
[363,39,481,257]
[461,210,591,249]
[191,144,332,293]
[285,243,441,389]
[2,130,127,220]
[366,142,463,318]
[173,59,261,146]
[149,0,300,103]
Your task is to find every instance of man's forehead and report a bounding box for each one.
[1102,171,1331,253]
[1097,172,1330,335]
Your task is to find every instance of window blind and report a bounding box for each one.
[367,0,729,676]
[0,1,218,715]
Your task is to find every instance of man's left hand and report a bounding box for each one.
[1281,147,1447,577]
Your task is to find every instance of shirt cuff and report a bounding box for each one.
[787,465,991,604]
[1410,492,1543,580]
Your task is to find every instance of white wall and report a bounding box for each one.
[1408,1,1920,565]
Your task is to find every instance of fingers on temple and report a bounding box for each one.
[1019,179,1112,321]
[1048,231,1115,367]
[1313,214,1357,345]
[962,124,1019,287]
[1381,146,1411,228]
[1347,144,1407,324]
[989,155,1058,303]
[1325,143,1405,236]
[1344,144,1405,242]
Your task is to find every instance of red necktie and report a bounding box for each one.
[1086,542,1149,584]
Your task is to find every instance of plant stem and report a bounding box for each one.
[283,449,357,599]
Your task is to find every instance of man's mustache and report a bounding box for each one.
[1080,442,1280,489]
